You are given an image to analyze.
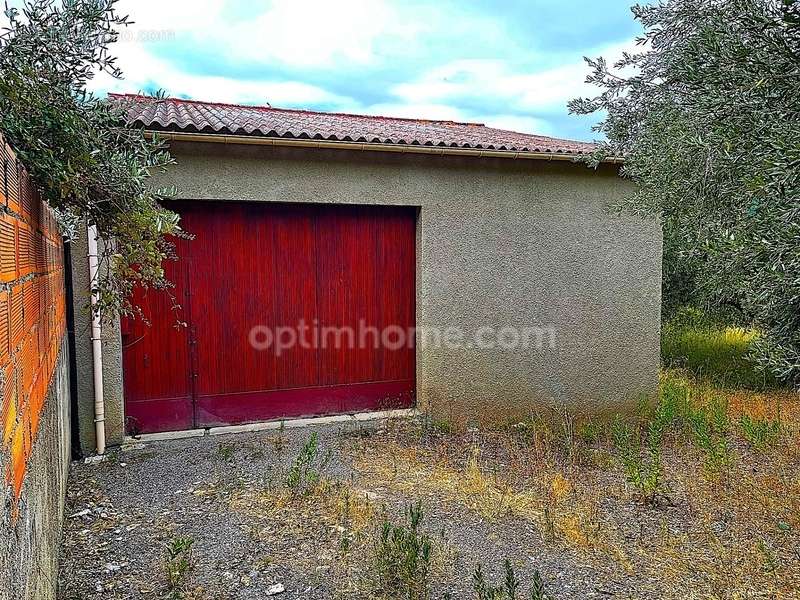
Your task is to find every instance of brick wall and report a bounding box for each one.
[0,133,66,503]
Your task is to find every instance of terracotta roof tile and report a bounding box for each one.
[109,94,598,157]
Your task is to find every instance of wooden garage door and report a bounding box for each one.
[121,201,416,434]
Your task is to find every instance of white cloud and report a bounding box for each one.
[89,43,354,108]
[224,0,411,67]
[391,41,638,114]
[110,0,417,69]
[87,0,417,105]
[1,0,641,139]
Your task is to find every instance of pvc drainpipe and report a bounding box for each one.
[86,224,106,455]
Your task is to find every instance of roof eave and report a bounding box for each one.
[146,130,623,164]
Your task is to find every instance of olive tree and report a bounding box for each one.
[570,0,800,385]
[0,0,182,318]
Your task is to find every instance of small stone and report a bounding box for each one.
[265,583,285,595]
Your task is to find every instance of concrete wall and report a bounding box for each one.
[0,338,70,600]
[70,143,661,448]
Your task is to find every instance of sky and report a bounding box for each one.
[18,0,645,141]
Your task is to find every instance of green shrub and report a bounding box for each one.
[570,0,800,386]
[576,420,602,446]
[374,502,432,600]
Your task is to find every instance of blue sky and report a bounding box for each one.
[85,0,643,141]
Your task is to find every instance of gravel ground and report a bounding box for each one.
[57,418,751,599]
[59,423,364,600]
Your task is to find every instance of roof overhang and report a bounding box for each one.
[149,130,624,164]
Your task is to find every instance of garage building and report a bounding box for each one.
[68,95,661,452]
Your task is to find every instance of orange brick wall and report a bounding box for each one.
[0,133,66,500]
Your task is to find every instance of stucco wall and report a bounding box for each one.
[71,143,661,447]
[0,338,70,600]
[68,232,125,456]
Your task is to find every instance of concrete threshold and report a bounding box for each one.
[123,408,417,444]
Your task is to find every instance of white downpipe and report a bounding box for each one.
[87,224,106,455]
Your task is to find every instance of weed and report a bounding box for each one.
[658,374,692,421]
[472,559,552,600]
[611,379,689,504]
[472,563,508,600]
[164,536,195,599]
[739,414,781,449]
[373,501,432,599]
[611,400,672,504]
[427,417,454,434]
[285,432,331,495]
[554,407,578,461]
[341,422,376,439]
[272,420,287,455]
[576,420,602,445]
[216,442,235,461]
[542,507,556,541]
[528,570,550,600]
[757,539,779,573]
[510,416,551,450]
[687,399,733,473]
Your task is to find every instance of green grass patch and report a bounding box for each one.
[661,308,776,390]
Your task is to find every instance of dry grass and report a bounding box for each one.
[229,480,381,598]
[213,365,799,597]
[218,315,799,598]
[345,371,800,598]
[351,435,633,571]
[226,474,457,598]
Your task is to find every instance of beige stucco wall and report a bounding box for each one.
[68,231,125,455]
[71,142,661,450]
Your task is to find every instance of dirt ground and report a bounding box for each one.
[58,405,800,600]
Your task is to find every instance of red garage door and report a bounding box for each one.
[121,201,416,434]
